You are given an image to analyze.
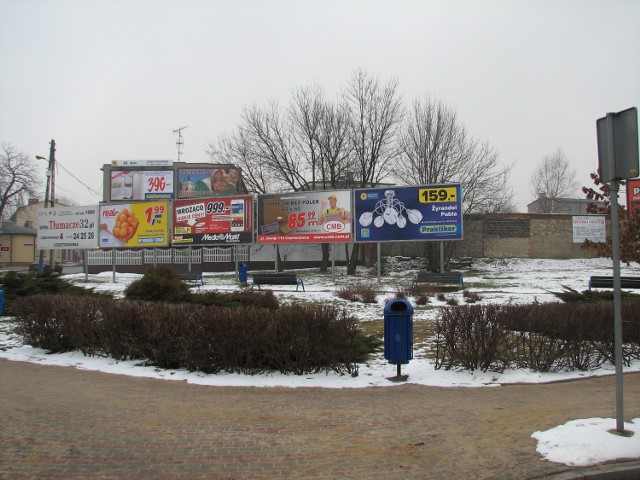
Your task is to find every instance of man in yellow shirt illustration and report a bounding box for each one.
[320,194,351,225]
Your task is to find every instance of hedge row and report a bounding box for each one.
[434,302,640,373]
[12,295,361,376]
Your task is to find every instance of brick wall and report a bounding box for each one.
[385,213,605,259]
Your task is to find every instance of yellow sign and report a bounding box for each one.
[99,202,169,248]
[419,187,458,203]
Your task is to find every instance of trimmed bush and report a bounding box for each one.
[191,289,279,309]
[0,270,111,316]
[11,295,363,376]
[123,266,193,303]
[434,301,640,373]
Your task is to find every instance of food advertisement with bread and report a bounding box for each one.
[99,202,169,248]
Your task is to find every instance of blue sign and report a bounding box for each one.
[354,184,463,242]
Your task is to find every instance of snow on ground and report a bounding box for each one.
[1,257,639,467]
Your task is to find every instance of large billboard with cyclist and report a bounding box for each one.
[354,184,463,242]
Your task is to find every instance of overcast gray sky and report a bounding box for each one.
[1,0,638,210]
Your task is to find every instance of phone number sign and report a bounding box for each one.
[172,196,253,245]
[354,184,463,242]
[37,206,99,250]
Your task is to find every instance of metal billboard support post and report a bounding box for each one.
[377,242,381,283]
[331,243,336,281]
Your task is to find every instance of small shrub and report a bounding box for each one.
[354,283,378,303]
[123,266,192,303]
[336,286,357,301]
[463,290,481,303]
[437,293,446,302]
[446,297,459,306]
[414,293,430,305]
[394,287,410,299]
[335,283,378,303]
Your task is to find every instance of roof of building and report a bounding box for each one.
[0,221,37,235]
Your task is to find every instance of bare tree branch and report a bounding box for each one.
[0,143,43,220]
[531,147,578,212]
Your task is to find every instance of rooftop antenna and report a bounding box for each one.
[173,125,188,162]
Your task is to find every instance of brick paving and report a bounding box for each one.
[1,358,638,479]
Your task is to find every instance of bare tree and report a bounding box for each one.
[344,69,403,188]
[343,69,404,273]
[241,102,310,192]
[289,85,354,270]
[0,143,43,220]
[395,97,514,270]
[397,96,513,213]
[531,148,578,213]
[208,128,275,194]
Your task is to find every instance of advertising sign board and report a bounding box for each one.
[37,206,99,250]
[172,195,253,245]
[99,202,169,248]
[257,190,352,244]
[572,216,606,243]
[354,184,463,242]
[626,179,640,216]
[111,160,173,167]
[110,170,174,200]
[177,166,242,198]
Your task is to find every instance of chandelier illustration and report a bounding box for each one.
[358,190,423,229]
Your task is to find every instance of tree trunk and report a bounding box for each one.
[320,243,330,272]
[347,243,360,275]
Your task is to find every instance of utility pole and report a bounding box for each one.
[36,139,56,274]
[48,139,56,271]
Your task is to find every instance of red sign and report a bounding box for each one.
[626,179,640,217]
[172,195,253,245]
[0,246,9,252]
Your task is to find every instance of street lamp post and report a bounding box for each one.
[36,139,56,274]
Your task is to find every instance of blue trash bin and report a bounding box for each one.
[238,263,248,283]
[0,290,4,316]
[383,297,414,365]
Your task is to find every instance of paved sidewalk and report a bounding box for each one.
[1,359,638,479]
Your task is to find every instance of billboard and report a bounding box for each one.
[172,195,253,245]
[177,166,243,198]
[37,206,99,250]
[110,170,174,200]
[626,179,640,216]
[99,202,169,248]
[572,216,606,243]
[354,184,463,242]
[257,190,352,244]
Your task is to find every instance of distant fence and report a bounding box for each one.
[88,246,250,266]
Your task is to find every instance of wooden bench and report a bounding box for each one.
[412,271,464,289]
[178,272,204,287]
[588,276,640,290]
[252,273,305,292]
